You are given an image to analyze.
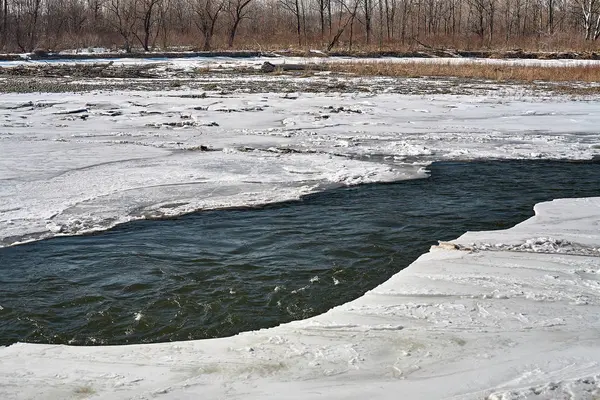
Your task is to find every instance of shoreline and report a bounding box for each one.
[2,48,600,62]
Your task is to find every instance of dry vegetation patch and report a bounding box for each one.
[329,61,600,83]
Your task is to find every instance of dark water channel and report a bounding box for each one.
[1,160,599,346]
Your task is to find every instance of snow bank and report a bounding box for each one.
[2,196,599,399]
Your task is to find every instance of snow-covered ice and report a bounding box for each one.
[1,90,599,246]
[1,195,599,399]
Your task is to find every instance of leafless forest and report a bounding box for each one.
[1,0,600,53]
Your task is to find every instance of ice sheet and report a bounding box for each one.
[1,90,599,246]
[1,196,599,399]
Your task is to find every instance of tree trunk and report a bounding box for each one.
[364,0,372,44]
[1,0,6,47]
[203,33,211,50]
[295,0,301,46]
[319,0,325,39]
[228,18,240,47]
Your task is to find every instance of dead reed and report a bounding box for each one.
[328,60,600,83]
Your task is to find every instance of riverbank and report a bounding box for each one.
[2,48,600,62]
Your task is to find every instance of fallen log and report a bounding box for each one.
[260,61,327,73]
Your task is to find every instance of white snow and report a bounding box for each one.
[1,90,599,246]
[1,196,599,399]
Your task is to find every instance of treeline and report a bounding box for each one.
[1,0,599,52]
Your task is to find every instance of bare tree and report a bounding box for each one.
[107,0,138,52]
[0,0,595,53]
[467,0,496,43]
[280,0,303,45]
[399,0,412,44]
[193,0,224,50]
[88,0,105,27]
[327,0,360,50]
[545,0,556,32]
[13,0,42,51]
[227,0,254,47]
[134,0,163,51]
[575,0,600,39]
[382,0,397,40]
[315,0,331,39]
[1,0,9,46]
[361,0,375,43]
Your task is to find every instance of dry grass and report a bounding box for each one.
[329,60,600,83]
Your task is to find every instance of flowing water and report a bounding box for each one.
[1,160,599,346]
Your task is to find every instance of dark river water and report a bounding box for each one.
[1,160,599,346]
